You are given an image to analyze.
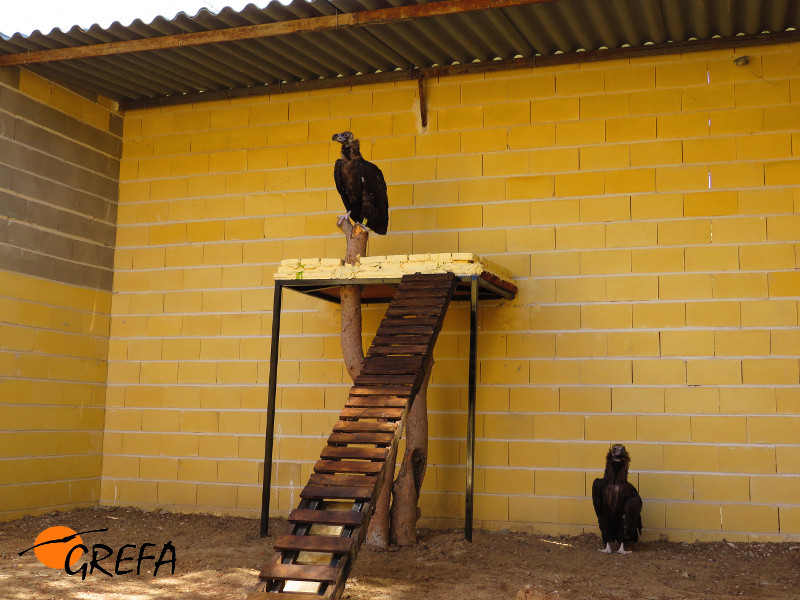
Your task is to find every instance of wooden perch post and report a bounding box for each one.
[338,217,368,381]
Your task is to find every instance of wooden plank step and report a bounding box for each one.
[300,484,374,500]
[274,534,353,554]
[375,325,434,336]
[259,562,339,583]
[360,364,425,383]
[393,289,453,297]
[384,305,446,317]
[360,357,426,371]
[366,344,429,356]
[386,296,447,307]
[399,277,455,287]
[332,420,398,433]
[338,407,405,419]
[246,591,326,600]
[320,446,389,460]
[360,355,426,368]
[313,459,383,475]
[327,431,394,445]
[348,385,412,397]
[396,284,454,294]
[288,508,365,527]
[379,316,439,328]
[354,373,416,386]
[368,336,432,348]
[344,396,407,408]
[308,472,378,487]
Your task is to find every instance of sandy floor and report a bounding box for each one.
[2,506,799,600]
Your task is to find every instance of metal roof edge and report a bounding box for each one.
[119,29,800,111]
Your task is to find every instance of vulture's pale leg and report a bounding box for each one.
[617,543,632,555]
[600,543,613,554]
[336,211,352,229]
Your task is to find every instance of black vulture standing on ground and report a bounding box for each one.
[332,131,389,235]
[592,443,643,554]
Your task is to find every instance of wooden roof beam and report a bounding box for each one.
[0,0,558,67]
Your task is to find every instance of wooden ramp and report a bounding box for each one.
[248,272,458,600]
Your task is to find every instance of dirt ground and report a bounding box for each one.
[1,506,799,600]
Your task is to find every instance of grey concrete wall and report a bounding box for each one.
[0,68,122,290]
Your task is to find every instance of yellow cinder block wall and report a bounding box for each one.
[0,70,117,520]
[107,42,800,541]
[0,273,110,518]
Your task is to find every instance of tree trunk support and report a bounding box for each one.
[390,363,432,545]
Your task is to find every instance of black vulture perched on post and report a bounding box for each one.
[332,131,389,235]
[592,443,643,554]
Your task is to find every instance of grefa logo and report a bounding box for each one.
[19,526,176,580]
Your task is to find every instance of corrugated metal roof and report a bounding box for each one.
[1,0,798,108]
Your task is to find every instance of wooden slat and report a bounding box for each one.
[378,316,439,328]
[399,277,455,286]
[354,373,417,385]
[348,385,413,396]
[274,534,353,553]
[338,407,405,419]
[344,396,407,408]
[395,284,453,294]
[392,289,453,298]
[366,344,429,355]
[360,355,426,368]
[362,356,425,366]
[384,305,445,317]
[288,509,365,527]
[260,562,339,583]
[320,446,389,460]
[360,357,426,370]
[300,484,374,500]
[332,420,398,433]
[313,459,383,474]
[386,297,446,308]
[327,431,394,445]
[375,325,434,336]
[308,472,379,487]
[368,336,432,348]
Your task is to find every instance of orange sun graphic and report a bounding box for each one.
[33,526,84,569]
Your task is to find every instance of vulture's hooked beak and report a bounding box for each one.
[611,444,626,461]
[332,132,353,144]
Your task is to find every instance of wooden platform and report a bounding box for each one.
[250,273,458,600]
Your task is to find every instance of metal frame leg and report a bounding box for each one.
[466,275,478,542]
[261,281,283,537]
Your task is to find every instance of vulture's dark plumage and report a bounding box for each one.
[332,131,389,235]
[592,444,643,554]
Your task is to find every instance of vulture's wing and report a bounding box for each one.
[333,158,354,214]
[357,158,389,235]
[591,477,605,519]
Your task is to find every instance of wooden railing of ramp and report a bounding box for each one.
[248,272,458,600]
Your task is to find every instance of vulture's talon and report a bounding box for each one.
[336,211,351,228]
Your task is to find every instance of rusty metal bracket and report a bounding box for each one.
[417,72,428,128]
